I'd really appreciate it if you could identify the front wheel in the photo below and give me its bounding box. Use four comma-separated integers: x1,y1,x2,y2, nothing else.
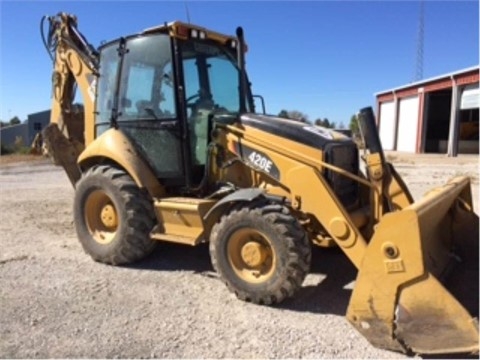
74,165,157,265
209,202,311,305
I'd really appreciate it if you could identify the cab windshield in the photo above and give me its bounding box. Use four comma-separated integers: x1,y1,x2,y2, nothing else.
180,39,251,167
180,40,250,115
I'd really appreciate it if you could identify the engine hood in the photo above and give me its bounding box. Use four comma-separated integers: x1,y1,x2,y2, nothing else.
239,113,351,149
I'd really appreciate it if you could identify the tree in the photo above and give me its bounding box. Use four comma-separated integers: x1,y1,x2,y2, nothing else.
278,110,290,119
349,114,360,138
278,110,308,123
287,110,308,122
314,118,335,129
9,116,21,125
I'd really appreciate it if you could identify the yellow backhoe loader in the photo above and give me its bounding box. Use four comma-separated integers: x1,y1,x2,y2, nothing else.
40,13,478,355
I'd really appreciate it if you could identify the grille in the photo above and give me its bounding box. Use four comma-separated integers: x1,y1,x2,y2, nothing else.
324,142,359,209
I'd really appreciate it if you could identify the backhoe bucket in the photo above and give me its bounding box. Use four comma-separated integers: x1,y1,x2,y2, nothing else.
346,176,479,355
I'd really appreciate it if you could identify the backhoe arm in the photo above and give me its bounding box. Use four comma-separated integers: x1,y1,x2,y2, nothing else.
41,13,98,185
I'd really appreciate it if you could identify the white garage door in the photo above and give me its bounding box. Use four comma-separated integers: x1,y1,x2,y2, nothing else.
379,101,395,150
396,96,420,153
461,84,479,110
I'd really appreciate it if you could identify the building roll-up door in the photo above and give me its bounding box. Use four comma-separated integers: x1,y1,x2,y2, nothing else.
379,101,395,150
396,95,420,153
461,84,479,110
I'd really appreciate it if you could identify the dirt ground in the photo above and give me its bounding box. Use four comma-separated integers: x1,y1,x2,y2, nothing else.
0,154,42,165
0,153,478,358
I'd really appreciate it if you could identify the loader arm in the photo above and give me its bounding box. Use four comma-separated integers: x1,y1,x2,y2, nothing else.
41,13,99,184
214,116,372,268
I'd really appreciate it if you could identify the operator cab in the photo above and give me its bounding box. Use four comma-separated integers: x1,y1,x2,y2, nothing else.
94,22,253,190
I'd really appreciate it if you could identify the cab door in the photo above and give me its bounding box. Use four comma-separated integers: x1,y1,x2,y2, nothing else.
95,34,185,183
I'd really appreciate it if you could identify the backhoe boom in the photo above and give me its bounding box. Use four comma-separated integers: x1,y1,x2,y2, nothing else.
41,13,98,184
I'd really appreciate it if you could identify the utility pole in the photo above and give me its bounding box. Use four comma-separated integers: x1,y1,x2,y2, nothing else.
184,1,191,24
414,0,425,82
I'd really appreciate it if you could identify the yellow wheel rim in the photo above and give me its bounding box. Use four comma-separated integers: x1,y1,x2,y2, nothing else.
227,228,276,284
84,190,118,244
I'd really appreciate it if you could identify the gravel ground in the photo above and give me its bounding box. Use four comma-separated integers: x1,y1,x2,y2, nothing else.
0,154,478,358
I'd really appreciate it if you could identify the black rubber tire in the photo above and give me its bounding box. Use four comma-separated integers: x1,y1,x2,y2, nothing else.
74,165,157,265
209,201,311,305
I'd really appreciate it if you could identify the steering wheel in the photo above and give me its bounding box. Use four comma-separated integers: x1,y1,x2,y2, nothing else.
186,93,201,108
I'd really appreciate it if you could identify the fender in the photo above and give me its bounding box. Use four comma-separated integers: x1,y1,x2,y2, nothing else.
203,188,266,227
77,128,164,198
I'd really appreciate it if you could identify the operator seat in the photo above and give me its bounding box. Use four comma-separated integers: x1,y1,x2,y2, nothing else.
189,98,214,165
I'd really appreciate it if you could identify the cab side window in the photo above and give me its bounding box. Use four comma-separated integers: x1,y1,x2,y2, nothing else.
118,35,177,121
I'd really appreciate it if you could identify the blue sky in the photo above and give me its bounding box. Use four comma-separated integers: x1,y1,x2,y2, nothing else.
0,0,478,126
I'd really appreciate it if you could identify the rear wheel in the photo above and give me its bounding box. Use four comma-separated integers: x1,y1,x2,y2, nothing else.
209,202,311,305
74,165,157,265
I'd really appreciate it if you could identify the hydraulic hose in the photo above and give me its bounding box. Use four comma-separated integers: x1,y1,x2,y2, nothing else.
40,15,55,62
40,13,99,71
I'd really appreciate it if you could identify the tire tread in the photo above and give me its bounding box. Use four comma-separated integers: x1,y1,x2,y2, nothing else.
209,200,311,305
75,165,156,265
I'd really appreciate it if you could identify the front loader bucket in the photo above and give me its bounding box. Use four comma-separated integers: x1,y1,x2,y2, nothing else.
346,176,479,355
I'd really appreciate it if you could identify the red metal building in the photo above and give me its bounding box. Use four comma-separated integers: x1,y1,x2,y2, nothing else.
375,66,479,156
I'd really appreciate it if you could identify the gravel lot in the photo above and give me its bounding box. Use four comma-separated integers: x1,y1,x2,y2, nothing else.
0,154,478,358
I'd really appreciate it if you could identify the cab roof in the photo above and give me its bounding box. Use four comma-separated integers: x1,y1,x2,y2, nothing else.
142,21,237,45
